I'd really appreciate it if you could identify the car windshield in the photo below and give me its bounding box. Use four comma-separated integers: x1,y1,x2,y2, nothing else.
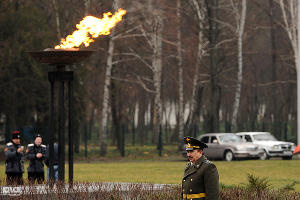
253,133,277,141
219,134,243,143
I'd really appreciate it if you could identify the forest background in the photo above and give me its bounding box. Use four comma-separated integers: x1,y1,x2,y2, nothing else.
0,0,298,156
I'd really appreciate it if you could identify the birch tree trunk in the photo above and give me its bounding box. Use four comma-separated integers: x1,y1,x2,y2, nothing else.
231,0,247,131
177,0,184,149
99,32,114,156
137,101,146,145
152,13,163,154
99,0,119,156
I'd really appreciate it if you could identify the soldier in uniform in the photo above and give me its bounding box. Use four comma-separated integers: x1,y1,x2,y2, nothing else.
182,136,219,200
4,131,24,185
25,134,47,184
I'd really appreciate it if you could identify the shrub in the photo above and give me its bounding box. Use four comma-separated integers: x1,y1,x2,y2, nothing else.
280,181,300,192
245,173,270,191
0,181,299,199
219,187,300,200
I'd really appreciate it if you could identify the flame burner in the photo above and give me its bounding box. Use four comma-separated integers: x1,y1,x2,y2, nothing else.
29,48,94,65
28,48,94,185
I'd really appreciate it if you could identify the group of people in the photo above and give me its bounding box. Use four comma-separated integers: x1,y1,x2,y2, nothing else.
5,130,219,199
4,130,59,185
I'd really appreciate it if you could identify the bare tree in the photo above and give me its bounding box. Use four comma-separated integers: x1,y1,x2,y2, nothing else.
52,0,61,40
99,0,119,156
277,0,298,63
177,0,184,149
185,0,207,135
276,0,299,145
203,0,222,133
152,11,164,154
231,0,247,131
129,0,165,153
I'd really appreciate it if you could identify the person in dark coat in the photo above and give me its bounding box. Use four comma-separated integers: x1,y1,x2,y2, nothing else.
182,136,219,200
4,131,24,185
25,134,46,184
45,142,59,183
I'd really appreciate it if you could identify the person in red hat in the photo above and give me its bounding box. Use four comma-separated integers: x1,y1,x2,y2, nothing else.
25,134,47,184
4,131,24,185
182,136,219,200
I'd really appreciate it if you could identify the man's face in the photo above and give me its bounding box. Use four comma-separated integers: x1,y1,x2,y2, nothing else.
12,138,20,145
187,149,202,163
35,137,42,146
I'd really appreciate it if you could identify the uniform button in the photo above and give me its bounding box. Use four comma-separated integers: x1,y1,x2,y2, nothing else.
190,189,192,192
191,179,193,181
183,179,185,182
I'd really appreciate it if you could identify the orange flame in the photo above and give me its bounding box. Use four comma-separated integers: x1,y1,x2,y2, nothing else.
55,8,126,49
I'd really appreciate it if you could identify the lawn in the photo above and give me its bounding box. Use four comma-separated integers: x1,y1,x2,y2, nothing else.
1,160,300,191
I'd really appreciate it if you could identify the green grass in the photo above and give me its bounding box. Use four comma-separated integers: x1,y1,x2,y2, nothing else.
216,160,300,190
74,161,183,183
1,160,299,191
74,144,181,161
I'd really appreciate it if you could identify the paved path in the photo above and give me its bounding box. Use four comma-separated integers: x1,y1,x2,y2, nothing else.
0,182,177,197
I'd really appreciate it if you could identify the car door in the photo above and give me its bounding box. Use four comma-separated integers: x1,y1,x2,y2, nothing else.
208,136,223,159
200,136,211,158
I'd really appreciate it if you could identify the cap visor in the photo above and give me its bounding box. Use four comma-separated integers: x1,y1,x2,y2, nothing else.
186,147,194,151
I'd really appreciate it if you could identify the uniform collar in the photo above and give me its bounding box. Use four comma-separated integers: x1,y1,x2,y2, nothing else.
183,156,206,179
192,155,206,168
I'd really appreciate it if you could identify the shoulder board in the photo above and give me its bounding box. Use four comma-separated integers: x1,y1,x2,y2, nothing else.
6,142,13,146
41,144,46,148
28,144,34,147
203,160,212,165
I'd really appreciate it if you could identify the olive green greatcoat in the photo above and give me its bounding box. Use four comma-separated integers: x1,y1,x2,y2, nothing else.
182,155,219,200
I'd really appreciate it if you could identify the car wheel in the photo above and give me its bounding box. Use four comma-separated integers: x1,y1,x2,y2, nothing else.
224,150,234,162
282,156,292,160
260,150,269,160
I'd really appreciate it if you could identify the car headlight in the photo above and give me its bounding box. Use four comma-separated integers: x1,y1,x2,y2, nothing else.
271,145,280,150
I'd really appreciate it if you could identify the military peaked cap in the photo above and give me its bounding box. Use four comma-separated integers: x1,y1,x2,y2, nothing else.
184,136,207,150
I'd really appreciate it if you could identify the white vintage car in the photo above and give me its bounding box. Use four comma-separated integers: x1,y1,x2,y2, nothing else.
236,132,296,160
